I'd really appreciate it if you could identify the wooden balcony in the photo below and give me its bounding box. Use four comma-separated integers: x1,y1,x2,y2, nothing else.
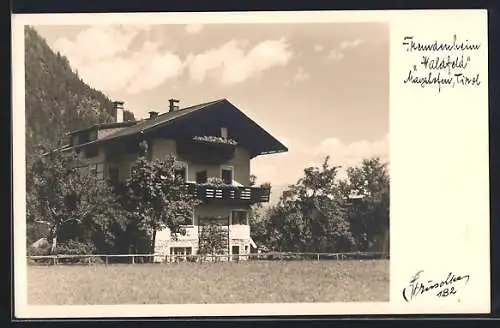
186,183,270,204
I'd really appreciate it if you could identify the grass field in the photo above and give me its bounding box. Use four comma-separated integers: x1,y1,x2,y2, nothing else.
28,260,389,304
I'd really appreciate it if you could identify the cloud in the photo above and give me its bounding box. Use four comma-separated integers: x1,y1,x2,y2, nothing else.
314,44,324,52
53,25,137,62
327,49,344,61
291,67,310,84
339,38,365,49
186,38,293,85
50,26,293,93
185,24,203,34
52,25,184,95
324,38,365,62
313,134,389,171
252,134,388,186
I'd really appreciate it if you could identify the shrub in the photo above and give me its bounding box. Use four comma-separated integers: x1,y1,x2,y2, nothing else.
55,240,97,255
27,242,52,265
55,240,101,264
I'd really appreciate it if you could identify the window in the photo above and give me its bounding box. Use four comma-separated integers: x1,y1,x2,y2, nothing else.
231,210,248,225
221,127,228,139
196,170,207,184
170,247,192,262
174,166,187,182
170,247,192,255
221,166,233,185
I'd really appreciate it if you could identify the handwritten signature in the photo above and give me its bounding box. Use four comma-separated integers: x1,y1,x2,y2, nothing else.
402,270,470,302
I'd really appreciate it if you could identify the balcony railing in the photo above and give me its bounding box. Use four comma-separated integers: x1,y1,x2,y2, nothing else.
186,183,270,204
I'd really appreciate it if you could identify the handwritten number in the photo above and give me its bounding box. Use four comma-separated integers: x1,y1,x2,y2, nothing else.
437,287,456,298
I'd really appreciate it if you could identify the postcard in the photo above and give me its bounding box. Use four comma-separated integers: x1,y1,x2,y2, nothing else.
11,9,490,318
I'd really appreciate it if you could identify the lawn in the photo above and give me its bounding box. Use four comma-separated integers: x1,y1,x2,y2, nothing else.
28,260,389,304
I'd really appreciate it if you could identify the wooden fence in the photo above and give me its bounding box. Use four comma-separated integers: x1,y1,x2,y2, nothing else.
27,251,389,266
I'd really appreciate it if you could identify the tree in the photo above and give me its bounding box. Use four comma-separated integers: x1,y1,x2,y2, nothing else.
198,221,229,260
339,157,390,252
121,149,201,256
26,150,127,254
256,156,355,252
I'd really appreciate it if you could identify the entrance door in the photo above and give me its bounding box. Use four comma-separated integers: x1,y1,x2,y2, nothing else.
231,245,240,261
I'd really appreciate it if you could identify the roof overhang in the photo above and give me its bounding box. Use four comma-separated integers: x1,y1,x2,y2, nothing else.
63,99,288,157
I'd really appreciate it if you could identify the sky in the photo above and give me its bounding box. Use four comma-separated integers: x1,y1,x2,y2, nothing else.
33,23,389,194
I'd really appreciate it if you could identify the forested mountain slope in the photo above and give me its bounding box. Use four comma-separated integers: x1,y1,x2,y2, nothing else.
24,26,135,163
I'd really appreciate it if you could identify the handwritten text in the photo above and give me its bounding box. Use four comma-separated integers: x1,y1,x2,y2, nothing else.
402,35,482,92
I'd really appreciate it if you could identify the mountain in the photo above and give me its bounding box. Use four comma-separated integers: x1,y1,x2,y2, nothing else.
24,26,136,163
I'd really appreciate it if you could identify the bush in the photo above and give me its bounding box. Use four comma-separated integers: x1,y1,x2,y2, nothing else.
27,241,52,265
55,240,100,264
28,242,51,257
55,240,97,255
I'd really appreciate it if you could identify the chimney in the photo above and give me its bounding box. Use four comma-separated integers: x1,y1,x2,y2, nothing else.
113,101,124,123
149,111,159,119
168,98,180,112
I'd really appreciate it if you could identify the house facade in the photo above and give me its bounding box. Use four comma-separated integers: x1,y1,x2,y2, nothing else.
62,98,287,262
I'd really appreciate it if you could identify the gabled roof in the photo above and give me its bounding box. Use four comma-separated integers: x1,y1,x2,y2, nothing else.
68,98,288,157
98,99,224,143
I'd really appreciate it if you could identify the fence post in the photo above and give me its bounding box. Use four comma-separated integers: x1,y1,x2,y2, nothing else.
88,256,91,266
132,255,135,265
317,253,320,261
105,256,108,266
336,254,339,261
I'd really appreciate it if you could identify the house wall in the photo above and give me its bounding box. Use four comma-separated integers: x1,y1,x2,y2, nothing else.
184,147,251,185
101,137,251,183
154,226,199,257
75,144,106,163
148,138,251,185
117,153,139,181
153,203,252,261
150,138,177,160
98,137,254,261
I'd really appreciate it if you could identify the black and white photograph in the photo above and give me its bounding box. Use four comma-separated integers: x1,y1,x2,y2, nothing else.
12,10,490,317
24,21,390,305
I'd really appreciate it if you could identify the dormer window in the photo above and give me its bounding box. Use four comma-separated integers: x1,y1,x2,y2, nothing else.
221,127,228,139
